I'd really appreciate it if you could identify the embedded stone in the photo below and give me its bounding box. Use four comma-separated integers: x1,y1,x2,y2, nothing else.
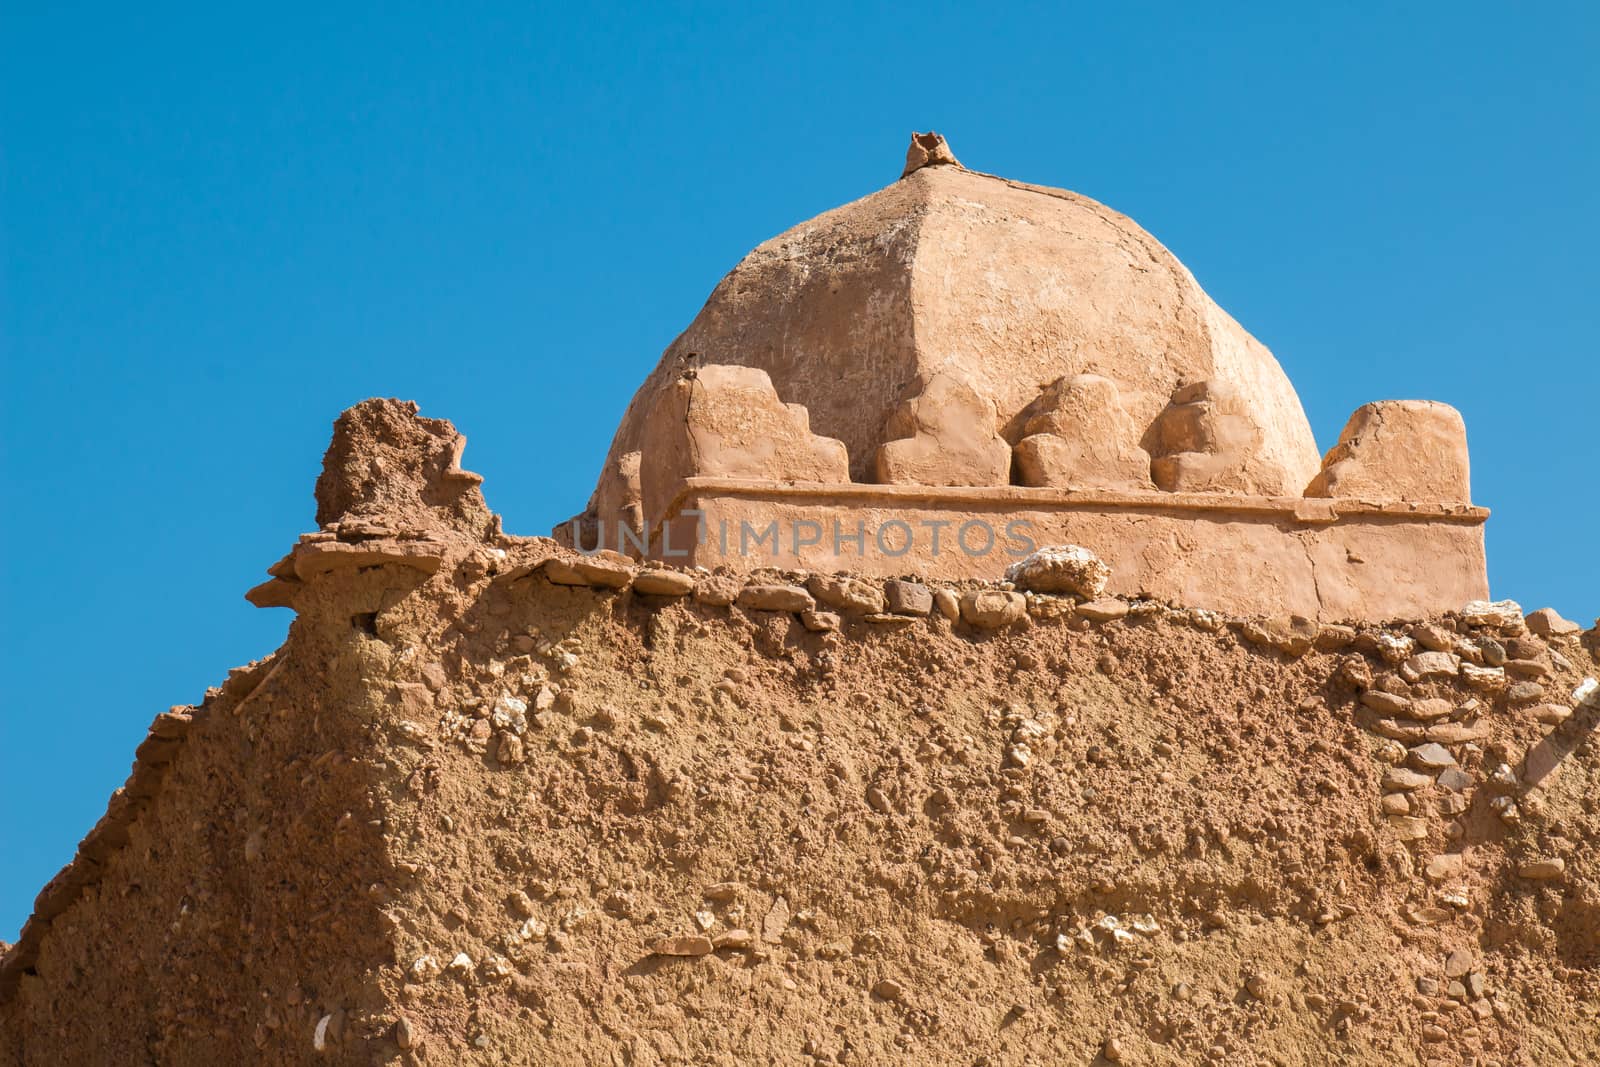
736,584,814,613
959,591,1026,629
1361,691,1412,715
1076,599,1129,623
148,710,194,740
1383,767,1433,792
864,612,915,627
651,935,714,957
1504,658,1549,680
1403,698,1456,722
1506,682,1544,705
1315,624,1357,651
871,978,905,1001
712,929,753,951
633,569,696,596
884,580,933,616
1459,600,1523,628
1408,743,1455,771
1412,624,1456,652
1517,857,1565,880
496,733,525,765
1241,616,1318,655
806,575,886,614
1425,721,1489,744
800,609,840,633
693,574,742,607
544,553,636,589
1387,816,1429,841
1526,607,1579,637
1402,651,1460,681
1461,664,1507,692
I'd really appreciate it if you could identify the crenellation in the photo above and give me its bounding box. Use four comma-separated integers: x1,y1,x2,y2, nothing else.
638,364,849,522
1147,379,1270,494
873,372,1011,487
1013,373,1151,491
1307,399,1473,503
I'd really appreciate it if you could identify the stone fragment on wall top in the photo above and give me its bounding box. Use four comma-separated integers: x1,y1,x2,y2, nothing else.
314,398,492,536
1305,400,1471,503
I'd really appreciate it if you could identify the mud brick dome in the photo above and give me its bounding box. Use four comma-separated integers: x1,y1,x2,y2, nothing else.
566,133,1489,621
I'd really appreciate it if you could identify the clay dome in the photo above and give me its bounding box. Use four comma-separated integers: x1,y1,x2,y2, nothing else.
588,135,1322,517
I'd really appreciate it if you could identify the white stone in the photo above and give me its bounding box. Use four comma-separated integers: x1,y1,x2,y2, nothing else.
1461,664,1507,692
1375,633,1415,663
1004,544,1112,598
1459,599,1522,627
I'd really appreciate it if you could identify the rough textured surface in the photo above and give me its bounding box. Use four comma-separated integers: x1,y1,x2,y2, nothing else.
2,399,1595,1066
314,398,493,536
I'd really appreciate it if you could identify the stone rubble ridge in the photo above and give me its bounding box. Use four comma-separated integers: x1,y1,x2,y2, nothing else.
240,513,1576,645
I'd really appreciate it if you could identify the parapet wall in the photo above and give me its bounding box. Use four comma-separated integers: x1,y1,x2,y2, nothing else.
567,363,1488,622
607,479,1488,622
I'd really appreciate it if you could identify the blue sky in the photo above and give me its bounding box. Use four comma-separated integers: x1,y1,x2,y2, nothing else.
1,3,1596,940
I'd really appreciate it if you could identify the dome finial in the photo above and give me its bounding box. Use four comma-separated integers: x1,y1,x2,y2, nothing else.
901,131,962,178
